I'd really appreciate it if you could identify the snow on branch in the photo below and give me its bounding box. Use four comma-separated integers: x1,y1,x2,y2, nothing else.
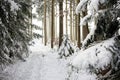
76,0,120,49
58,35,75,58
7,0,20,12
69,35,120,79
76,0,89,14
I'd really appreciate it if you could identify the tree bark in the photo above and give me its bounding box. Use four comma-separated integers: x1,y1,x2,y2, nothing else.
44,0,47,45
42,18,44,43
73,5,75,43
51,0,54,48
70,0,72,41
66,0,68,35
77,0,81,48
59,0,63,47
83,11,89,40
75,0,78,41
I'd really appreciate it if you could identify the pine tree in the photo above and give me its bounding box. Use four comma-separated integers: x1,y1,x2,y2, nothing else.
0,0,32,65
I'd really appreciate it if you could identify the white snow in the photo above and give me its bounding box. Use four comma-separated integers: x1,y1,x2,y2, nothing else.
0,39,69,80
72,38,114,69
69,38,116,80
0,33,116,80
7,0,20,12
76,0,88,14
69,70,97,80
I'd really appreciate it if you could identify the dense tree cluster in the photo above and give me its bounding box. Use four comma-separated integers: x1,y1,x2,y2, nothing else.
0,0,32,66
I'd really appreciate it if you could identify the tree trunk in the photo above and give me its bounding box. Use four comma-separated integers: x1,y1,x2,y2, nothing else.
83,11,89,40
42,18,44,43
70,0,72,41
77,0,81,48
59,0,63,47
66,0,68,35
51,0,54,48
75,0,78,41
73,5,75,43
44,0,47,46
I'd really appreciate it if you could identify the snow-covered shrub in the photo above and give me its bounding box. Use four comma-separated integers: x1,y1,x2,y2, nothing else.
58,35,75,58
68,35,120,80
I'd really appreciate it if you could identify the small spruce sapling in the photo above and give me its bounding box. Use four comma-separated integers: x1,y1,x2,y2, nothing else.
58,35,74,58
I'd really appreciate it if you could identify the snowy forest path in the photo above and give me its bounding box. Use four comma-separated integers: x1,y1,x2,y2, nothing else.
0,52,44,80
0,50,68,80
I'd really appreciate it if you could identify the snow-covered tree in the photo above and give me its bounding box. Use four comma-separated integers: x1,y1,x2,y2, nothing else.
58,35,75,58
76,0,119,49
68,0,120,80
0,0,33,66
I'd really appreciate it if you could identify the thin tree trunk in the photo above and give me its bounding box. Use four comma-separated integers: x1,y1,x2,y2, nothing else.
66,0,68,35
77,0,81,48
42,18,44,43
73,5,75,43
51,0,54,48
75,0,78,41
49,6,51,41
44,0,47,45
59,0,63,47
83,11,89,40
70,0,72,41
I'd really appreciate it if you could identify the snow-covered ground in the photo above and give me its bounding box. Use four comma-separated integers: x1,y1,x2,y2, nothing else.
0,37,118,80
0,39,69,80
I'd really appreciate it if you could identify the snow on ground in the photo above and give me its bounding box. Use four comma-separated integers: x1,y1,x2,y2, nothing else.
68,37,117,80
0,37,116,80
0,39,69,80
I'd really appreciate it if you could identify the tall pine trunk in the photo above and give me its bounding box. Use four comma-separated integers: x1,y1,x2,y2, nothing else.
70,0,72,41
73,4,75,43
75,0,78,41
44,0,47,45
51,0,54,48
59,0,63,47
66,0,68,35
77,0,81,48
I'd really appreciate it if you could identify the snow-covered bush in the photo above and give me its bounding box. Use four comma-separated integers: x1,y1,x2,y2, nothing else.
58,35,75,58
68,35,120,80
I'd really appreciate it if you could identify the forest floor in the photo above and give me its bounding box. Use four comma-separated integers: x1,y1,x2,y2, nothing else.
0,39,70,80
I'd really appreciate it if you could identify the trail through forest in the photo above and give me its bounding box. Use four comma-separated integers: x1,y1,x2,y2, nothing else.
0,42,68,80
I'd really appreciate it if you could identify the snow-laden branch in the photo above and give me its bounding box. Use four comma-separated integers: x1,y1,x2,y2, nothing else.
75,0,119,48
76,0,89,14
7,0,20,12
69,35,120,79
